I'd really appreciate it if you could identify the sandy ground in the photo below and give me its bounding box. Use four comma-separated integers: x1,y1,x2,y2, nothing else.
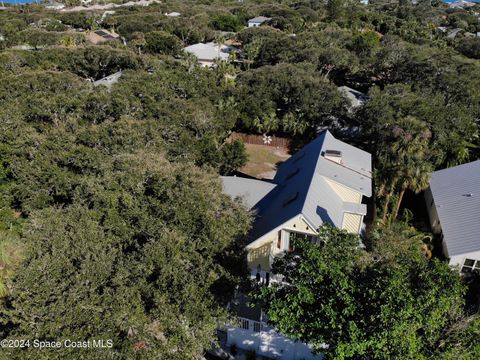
240,144,290,180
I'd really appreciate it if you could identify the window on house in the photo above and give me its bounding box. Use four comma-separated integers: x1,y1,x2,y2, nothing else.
277,230,282,249
241,319,249,330
253,322,261,332
461,259,480,273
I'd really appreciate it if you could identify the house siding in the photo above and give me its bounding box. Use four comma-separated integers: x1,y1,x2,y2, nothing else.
247,215,317,272
449,250,480,268
325,178,362,203
341,212,362,233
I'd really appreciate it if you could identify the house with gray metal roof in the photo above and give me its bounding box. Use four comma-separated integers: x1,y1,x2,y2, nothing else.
425,160,480,273
338,85,368,110
247,16,272,27
221,130,370,359
183,42,234,67
222,130,372,281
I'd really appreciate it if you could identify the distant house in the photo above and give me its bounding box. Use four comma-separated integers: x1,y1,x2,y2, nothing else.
425,160,480,273
448,0,475,8
165,11,181,17
338,86,368,110
183,42,234,67
447,28,463,39
45,1,65,10
86,29,120,44
93,71,122,89
221,130,372,357
360,0,369,4
247,16,271,28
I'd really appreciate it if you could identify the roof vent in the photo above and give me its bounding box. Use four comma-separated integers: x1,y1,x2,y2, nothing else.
324,150,342,164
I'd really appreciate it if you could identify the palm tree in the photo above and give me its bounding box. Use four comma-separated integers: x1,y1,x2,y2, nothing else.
376,116,432,222
182,52,198,73
393,159,432,219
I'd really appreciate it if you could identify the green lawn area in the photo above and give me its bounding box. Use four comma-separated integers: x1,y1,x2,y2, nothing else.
240,144,290,179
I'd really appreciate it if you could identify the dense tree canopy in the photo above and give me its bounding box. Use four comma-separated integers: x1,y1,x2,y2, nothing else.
0,0,479,357
255,225,477,359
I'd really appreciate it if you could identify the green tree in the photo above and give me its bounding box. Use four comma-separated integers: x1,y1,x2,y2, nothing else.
130,31,146,56
219,140,248,175
210,14,243,32
255,225,467,359
145,31,182,56
1,153,251,359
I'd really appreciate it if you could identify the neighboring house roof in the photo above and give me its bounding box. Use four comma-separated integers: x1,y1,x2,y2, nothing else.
93,70,122,88
94,29,119,39
447,28,463,39
183,42,232,62
248,16,271,24
429,160,480,257
45,1,65,9
338,86,368,108
222,130,372,242
165,11,181,17
221,176,277,209
86,29,119,44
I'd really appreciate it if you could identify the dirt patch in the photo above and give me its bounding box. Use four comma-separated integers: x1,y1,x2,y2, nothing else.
240,144,290,180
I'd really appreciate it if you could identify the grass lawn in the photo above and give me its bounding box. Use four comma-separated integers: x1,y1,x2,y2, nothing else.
240,144,290,179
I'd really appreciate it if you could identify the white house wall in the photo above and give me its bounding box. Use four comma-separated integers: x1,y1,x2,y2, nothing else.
425,187,442,234
247,215,318,271
449,250,480,268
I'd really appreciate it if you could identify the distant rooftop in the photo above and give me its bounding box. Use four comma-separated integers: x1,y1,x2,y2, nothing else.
248,16,271,24
93,71,122,89
184,42,233,62
338,86,368,108
429,160,480,256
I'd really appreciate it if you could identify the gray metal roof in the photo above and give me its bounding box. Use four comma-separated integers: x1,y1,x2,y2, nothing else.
93,71,122,88
429,160,480,256
248,16,271,24
222,130,372,242
221,176,277,209
183,42,231,62
338,86,368,108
